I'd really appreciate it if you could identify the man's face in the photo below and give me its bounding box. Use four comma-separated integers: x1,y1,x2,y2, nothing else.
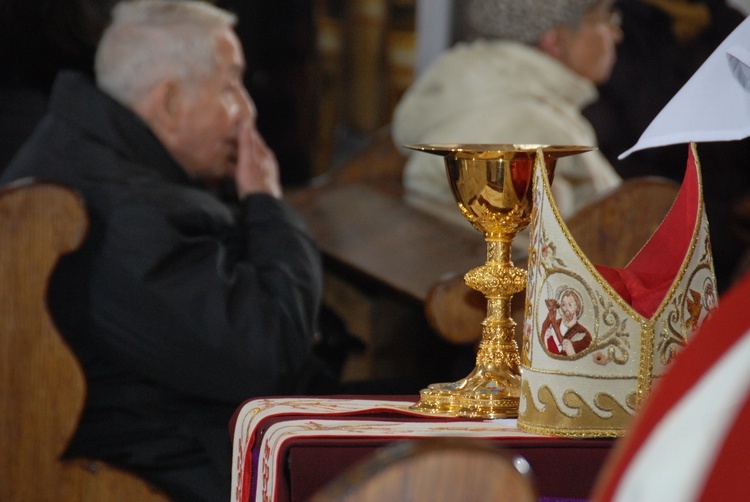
560,294,579,324
556,1,622,85
171,28,254,180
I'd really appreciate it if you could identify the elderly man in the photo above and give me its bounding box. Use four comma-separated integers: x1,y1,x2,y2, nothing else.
393,0,623,229
1,1,330,499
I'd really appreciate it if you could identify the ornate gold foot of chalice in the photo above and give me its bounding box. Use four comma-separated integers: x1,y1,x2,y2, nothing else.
404,144,592,419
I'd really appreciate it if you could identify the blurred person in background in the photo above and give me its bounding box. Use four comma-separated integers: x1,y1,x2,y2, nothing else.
392,0,622,233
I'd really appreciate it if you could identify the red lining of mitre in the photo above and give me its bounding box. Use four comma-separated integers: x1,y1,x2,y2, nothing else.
595,145,699,318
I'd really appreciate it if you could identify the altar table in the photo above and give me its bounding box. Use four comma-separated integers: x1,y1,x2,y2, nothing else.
230,396,614,502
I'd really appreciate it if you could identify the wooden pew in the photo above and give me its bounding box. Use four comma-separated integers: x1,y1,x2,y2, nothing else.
286,180,487,382
287,128,489,381
0,180,169,501
286,182,486,303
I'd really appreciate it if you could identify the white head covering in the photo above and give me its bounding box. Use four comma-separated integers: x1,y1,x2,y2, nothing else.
620,16,750,158
466,0,603,45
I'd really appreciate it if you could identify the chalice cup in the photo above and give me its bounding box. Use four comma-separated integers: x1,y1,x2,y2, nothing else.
404,144,593,419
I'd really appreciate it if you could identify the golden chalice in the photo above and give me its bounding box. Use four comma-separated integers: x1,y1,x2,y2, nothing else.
404,144,593,419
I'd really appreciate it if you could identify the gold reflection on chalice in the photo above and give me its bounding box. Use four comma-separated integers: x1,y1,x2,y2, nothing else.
404,144,593,419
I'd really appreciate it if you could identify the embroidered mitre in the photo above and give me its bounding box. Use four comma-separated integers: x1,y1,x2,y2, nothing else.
518,143,717,438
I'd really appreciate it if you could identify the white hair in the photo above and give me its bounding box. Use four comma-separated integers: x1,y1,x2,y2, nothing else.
95,0,237,106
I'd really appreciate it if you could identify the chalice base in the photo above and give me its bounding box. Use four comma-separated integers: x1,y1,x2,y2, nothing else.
410,366,483,415
456,364,520,419
411,385,462,415
411,365,520,419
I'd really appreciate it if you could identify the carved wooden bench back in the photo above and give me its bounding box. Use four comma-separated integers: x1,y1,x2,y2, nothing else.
0,181,169,501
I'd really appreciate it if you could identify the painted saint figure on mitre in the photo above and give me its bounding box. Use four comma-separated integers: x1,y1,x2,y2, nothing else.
542,288,593,357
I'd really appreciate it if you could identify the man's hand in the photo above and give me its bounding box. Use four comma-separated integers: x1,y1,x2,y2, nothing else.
234,120,282,199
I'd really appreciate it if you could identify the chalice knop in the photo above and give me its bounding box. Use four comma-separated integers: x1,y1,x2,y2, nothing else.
404,144,593,419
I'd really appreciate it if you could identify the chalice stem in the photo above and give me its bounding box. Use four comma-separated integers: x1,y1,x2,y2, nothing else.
475,238,521,375
477,295,521,377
